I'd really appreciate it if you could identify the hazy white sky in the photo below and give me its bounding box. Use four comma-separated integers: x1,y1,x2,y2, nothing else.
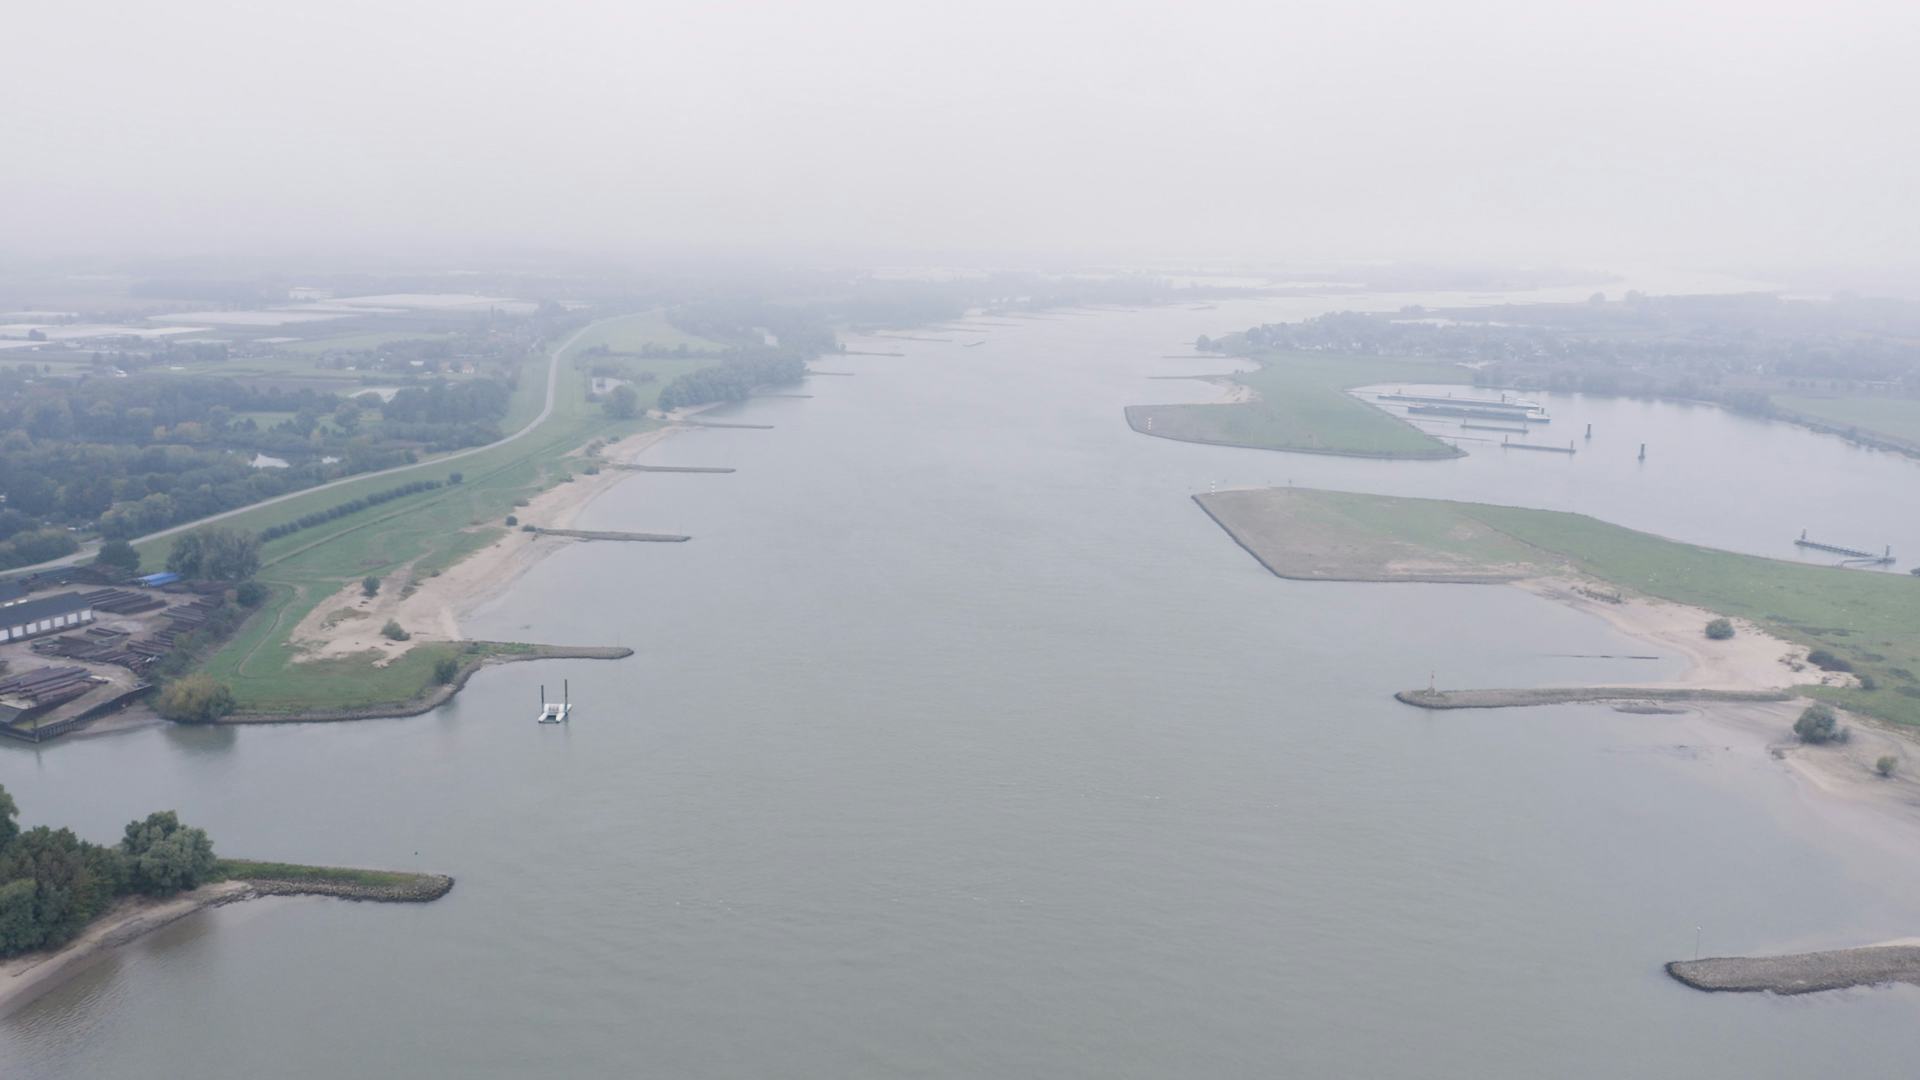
4,0,1917,268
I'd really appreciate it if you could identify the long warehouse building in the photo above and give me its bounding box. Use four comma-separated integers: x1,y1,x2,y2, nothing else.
0,592,96,643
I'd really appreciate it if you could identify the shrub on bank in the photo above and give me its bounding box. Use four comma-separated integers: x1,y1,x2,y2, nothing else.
433,657,459,684
1793,703,1847,745
155,674,236,724
381,620,410,642
1704,618,1734,640
1876,755,1899,778
1806,649,1854,673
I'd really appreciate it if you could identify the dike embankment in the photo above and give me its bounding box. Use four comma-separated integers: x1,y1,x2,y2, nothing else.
1667,944,1920,995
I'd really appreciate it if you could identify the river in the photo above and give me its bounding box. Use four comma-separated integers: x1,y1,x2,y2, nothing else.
6,284,1920,1077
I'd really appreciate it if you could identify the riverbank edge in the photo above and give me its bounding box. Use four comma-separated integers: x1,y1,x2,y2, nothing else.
0,866,452,1017
220,643,631,724
1767,403,1920,463
1665,944,1920,995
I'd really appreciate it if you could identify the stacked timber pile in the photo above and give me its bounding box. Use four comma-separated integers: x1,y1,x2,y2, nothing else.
0,666,102,719
162,596,222,634
81,588,165,615
36,626,133,663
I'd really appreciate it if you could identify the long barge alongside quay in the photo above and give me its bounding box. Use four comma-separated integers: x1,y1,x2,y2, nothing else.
1407,404,1552,423
1376,392,1541,412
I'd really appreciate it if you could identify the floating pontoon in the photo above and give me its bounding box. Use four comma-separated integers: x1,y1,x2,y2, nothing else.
537,681,571,723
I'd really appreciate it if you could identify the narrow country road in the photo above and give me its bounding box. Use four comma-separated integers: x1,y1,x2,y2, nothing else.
15,321,598,574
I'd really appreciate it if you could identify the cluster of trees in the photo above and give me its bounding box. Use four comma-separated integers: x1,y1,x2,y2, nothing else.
380,380,511,425
7,437,327,541
165,527,261,581
655,352,808,411
666,300,840,354
603,384,641,418
256,478,444,543
0,372,341,439
0,364,514,557
1216,296,1920,412
0,787,220,958
0,527,78,572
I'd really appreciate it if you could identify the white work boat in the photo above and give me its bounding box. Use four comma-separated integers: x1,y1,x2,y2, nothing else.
537,681,571,723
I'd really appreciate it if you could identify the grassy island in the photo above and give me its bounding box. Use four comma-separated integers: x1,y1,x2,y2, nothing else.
1196,487,1920,727
1126,350,1470,458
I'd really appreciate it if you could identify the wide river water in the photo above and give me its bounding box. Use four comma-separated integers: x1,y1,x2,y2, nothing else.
7,284,1920,1077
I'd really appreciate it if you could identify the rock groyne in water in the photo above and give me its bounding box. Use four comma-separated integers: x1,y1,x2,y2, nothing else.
1394,687,1791,710
242,874,454,903
1667,945,1920,995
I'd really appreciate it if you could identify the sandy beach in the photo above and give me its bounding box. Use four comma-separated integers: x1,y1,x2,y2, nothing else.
1512,576,1920,833
0,881,255,1017
288,424,684,662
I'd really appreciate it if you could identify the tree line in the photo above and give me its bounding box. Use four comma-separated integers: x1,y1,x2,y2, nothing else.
0,785,220,958
255,478,445,543
655,352,809,411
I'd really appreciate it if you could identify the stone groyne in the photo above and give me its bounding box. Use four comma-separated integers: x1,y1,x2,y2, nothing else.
532,527,691,542
1667,945,1920,995
242,874,455,903
1395,687,1791,710
674,418,774,430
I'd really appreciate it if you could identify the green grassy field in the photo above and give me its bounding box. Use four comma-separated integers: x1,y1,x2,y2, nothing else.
1200,487,1920,727
570,309,729,354
1775,395,1920,446
1127,351,1471,457
149,321,696,713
